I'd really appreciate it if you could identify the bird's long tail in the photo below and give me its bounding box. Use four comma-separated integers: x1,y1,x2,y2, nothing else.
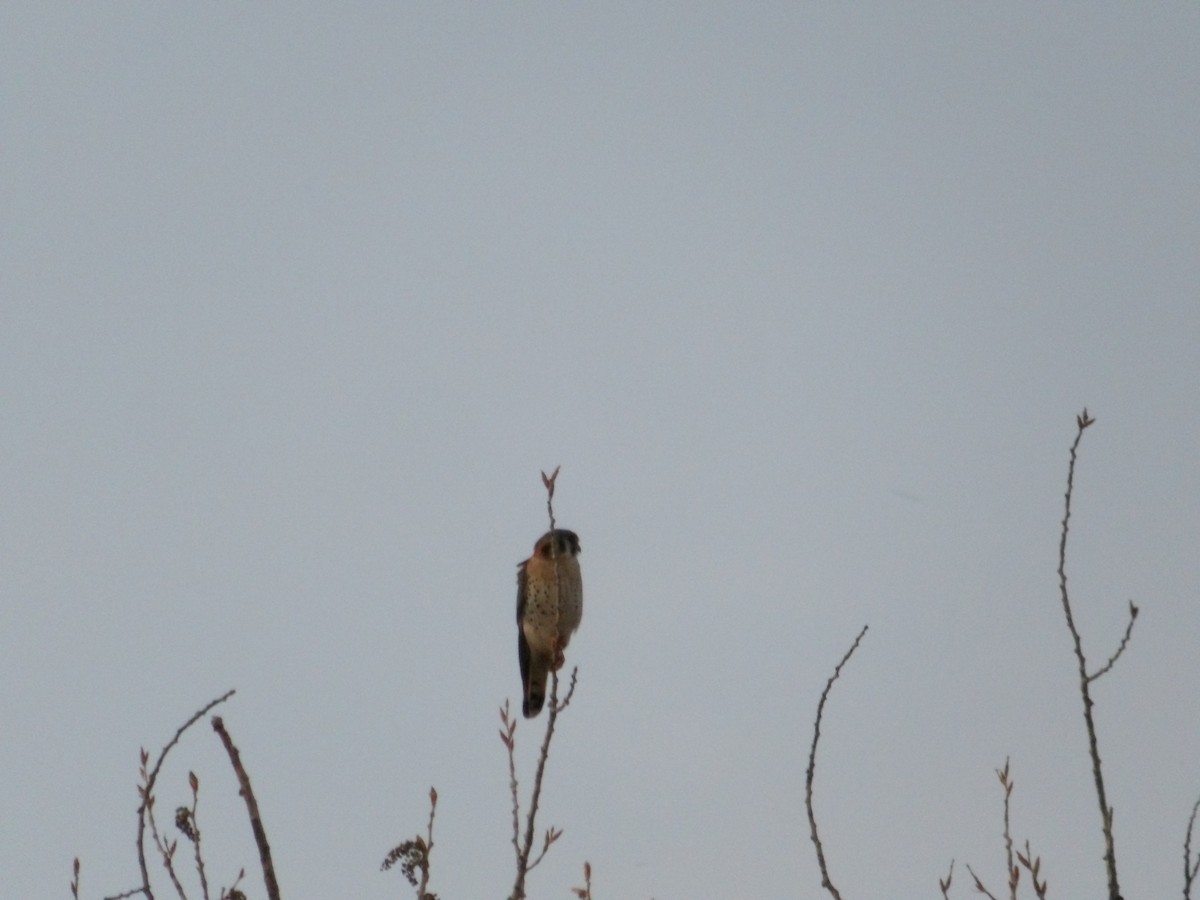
523,652,548,718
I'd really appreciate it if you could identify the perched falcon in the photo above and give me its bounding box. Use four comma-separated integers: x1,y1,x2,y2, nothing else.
516,529,583,718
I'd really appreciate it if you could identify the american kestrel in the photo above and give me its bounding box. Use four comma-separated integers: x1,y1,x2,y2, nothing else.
516,529,583,718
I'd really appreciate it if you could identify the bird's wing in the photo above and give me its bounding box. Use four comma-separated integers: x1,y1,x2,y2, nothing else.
516,558,532,692
516,558,528,624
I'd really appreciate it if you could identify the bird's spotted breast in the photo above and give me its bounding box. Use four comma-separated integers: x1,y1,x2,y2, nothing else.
520,555,582,650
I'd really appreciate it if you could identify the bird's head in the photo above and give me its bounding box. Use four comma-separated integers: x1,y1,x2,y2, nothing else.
535,529,581,559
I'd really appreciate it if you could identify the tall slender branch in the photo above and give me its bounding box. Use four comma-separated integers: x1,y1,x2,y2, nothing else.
805,624,868,900
1055,408,1123,900
186,772,211,900
211,716,280,900
997,759,1017,900
1185,795,1200,900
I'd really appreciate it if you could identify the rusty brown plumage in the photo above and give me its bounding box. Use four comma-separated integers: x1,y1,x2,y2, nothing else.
516,529,583,717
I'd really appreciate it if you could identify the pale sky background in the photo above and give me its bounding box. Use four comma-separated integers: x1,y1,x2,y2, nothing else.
2,4,1198,899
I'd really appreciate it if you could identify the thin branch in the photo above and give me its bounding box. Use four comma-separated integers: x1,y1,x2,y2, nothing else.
220,870,245,900
1185,795,1200,900
1055,408,1123,900
211,716,280,900
511,666,577,899
501,702,522,865
939,860,954,900
132,690,236,900
185,772,211,900
967,863,1001,900
1017,839,1048,900
417,787,437,899
541,466,560,532
572,861,593,900
552,666,579,714
145,795,187,900
805,624,868,900
525,826,563,873
997,760,1017,900
1087,602,1139,683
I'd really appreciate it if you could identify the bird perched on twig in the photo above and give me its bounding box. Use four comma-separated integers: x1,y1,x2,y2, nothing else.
516,529,583,718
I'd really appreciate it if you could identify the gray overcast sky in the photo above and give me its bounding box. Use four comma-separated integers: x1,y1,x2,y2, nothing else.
2,4,1198,898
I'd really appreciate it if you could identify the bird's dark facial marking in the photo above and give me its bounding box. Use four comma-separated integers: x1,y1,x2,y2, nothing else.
536,529,580,558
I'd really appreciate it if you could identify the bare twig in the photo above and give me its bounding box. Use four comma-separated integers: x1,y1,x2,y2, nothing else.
541,466,560,532
144,789,186,900
997,760,1017,900
211,716,280,900
220,869,245,900
127,689,236,900
939,860,954,900
525,825,564,873
1087,602,1139,683
1185,795,1200,900
805,624,868,900
1055,409,1123,900
154,773,208,900
572,861,594,900
183,772,212,900
552,666,579,713
501,701,522,865
967,863,1001,900
1016,840,1048,899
